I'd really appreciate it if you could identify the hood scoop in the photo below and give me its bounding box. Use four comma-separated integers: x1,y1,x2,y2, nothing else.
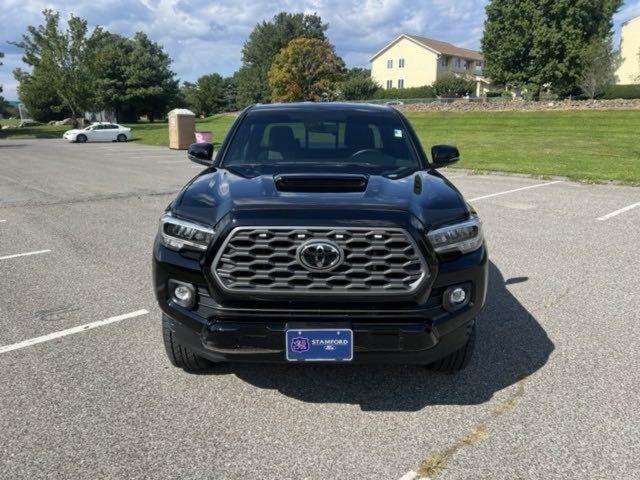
274,174,368,193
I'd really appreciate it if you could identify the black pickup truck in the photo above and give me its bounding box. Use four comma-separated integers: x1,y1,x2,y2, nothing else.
153,102,487,372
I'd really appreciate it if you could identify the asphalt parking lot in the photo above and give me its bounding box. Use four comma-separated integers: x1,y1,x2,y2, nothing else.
1,138,639,480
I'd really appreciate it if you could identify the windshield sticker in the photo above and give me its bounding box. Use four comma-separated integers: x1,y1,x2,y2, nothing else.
394,129,403,138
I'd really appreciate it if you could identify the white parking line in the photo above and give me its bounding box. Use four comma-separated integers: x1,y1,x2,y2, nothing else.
0,249,51,261
597,202,640,221
397,471,418,480
0,219,6,223
0,310,149,354
468,181,562,202
128,156,182,160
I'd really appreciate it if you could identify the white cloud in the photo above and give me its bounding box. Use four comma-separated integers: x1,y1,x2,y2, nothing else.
1,0,639,101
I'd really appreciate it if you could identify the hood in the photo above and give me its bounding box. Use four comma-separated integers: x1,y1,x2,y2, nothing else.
172,169,469,229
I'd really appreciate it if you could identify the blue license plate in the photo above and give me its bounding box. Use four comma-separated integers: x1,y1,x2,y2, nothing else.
285,329,353,362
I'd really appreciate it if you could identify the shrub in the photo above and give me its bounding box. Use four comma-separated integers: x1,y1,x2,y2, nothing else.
342,76,381,100
18,120,42,127
372,85,435,100
539,90,559,102
432,75,476,98
602,84,640,99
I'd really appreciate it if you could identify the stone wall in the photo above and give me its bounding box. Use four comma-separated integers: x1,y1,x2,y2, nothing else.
397,98,640,112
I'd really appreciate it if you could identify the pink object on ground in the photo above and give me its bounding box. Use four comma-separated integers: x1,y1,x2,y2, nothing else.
194,131,212,143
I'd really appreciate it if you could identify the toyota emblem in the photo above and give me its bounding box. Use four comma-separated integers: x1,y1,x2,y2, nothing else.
297,240,343,272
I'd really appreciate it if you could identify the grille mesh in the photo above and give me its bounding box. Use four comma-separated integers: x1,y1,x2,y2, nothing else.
212,227,426,294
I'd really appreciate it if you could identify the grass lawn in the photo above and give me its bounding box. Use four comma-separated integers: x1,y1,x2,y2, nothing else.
125,114,235,148
406,109,640,184
0,119,68,139
2,110,639,183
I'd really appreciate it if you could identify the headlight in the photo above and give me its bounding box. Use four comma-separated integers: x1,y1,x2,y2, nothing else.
159,214,214,251
427,216,483,255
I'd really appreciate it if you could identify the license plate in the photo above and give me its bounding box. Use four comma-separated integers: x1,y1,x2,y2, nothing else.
285,329,353,362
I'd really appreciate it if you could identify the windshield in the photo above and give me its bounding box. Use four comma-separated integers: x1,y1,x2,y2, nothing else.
222,109,422,177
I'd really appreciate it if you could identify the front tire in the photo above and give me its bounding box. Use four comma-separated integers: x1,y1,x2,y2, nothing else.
162,314,213,372
76,134,87,143
428,320,476,373
117,134,127,142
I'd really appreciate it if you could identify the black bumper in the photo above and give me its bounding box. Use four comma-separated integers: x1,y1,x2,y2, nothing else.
153,237,488,365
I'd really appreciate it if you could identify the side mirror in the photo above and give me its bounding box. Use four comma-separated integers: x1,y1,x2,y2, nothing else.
187,142,214,166
430,144,460,169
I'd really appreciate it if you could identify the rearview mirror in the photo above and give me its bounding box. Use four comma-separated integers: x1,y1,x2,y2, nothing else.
430,144,460,169
187,142,214,166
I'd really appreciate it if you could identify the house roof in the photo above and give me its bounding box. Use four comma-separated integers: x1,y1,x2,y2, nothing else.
370,34,484,62
621,15,640,27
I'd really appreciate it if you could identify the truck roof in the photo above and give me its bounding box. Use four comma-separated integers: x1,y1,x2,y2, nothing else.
249,102,395,114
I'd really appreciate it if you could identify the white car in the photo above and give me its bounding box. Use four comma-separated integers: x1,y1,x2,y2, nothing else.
63,122,131,143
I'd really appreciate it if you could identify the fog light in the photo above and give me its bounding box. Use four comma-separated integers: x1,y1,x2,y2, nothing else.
174,285,192,302
169,280,196,309
443,284,471,312
450,287,467,304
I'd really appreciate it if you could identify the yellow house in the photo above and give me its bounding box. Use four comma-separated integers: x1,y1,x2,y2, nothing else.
616,16,640,84
370,34,490,96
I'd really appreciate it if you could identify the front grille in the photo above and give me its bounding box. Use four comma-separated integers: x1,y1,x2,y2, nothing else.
212,227,427,295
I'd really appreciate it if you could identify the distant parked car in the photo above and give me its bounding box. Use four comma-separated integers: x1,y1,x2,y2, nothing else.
385,100,405,106
63,122,131,143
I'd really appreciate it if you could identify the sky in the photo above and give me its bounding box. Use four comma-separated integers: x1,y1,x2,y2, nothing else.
2,0,640,101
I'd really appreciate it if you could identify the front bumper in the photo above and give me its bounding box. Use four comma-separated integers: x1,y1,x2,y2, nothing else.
153,236,488,365
162,313,476,364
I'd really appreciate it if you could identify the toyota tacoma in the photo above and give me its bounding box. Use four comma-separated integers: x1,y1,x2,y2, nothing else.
153,103,487,372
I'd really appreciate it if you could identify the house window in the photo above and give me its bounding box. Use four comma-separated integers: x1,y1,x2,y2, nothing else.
399,58,405,68
441,56,448,67
386,80,393,89
475,61,483,71
455,58,461,69
387,59,393,69
398,79,404,88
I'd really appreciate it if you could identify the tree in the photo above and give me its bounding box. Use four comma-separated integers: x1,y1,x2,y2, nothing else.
0,51,6,116
90,31,136,121
195,73,225,115
221,76,239,112
0,51,4,99
432,74,475,97
180,81,199,113
481,0,623,97
89,31,179,122
578,36,619,100
345,67,371,80
124,32,179,121
0,52,9,118
13,67,71,121
341,69,380,100
11,9,100,125
238,12,328,104
268,37,345,102
181,73,226,116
